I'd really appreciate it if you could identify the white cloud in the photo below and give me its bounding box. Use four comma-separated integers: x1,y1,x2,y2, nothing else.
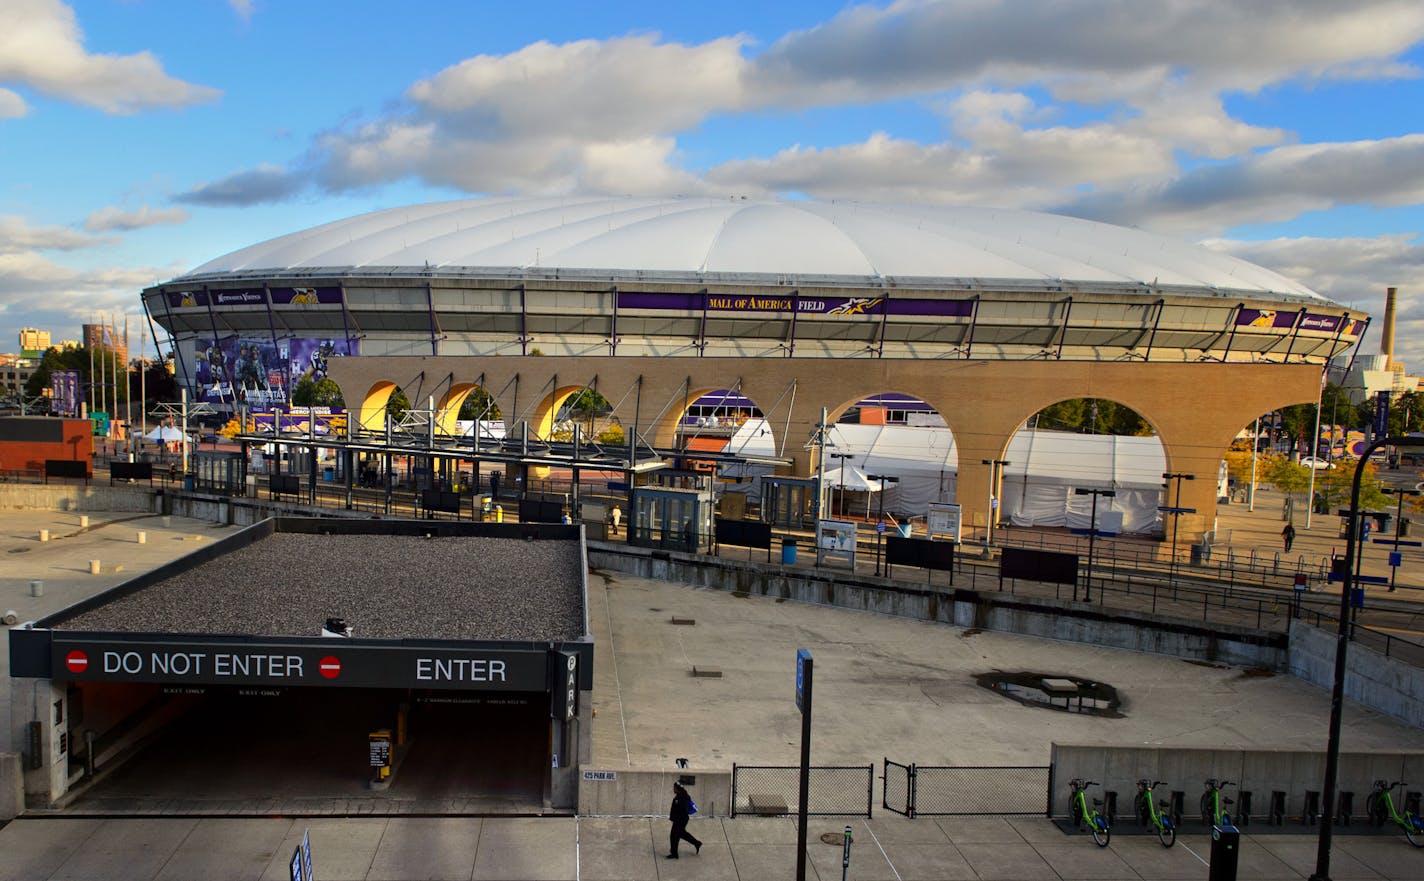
0,0,219,114
229,1,255,25
0,215,110,252
176,164,306,206
0,87,26,118
1057,135,1424,236
84,205,189,232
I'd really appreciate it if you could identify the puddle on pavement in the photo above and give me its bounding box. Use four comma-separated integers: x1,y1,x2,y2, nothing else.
975,671,1123,718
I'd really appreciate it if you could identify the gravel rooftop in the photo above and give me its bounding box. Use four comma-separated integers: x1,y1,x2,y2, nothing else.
56,533,586,641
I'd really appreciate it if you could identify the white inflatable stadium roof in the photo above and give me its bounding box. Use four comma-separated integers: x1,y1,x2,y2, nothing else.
183,196,1324,301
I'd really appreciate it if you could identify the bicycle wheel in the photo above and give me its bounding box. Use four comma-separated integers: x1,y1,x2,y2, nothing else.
1091,814,1111,847
1157,818,1176,848
1406,815,1423,848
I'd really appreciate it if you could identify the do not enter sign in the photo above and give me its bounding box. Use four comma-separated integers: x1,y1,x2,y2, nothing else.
65,650,89,674
318,656,342,679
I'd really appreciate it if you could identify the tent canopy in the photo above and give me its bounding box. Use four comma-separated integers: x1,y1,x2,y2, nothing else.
143,426,184,442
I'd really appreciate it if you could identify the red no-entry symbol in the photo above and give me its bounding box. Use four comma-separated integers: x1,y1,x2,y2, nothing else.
318,656,342,679
65,650,89,674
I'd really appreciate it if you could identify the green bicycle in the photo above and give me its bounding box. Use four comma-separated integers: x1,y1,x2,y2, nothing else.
1068,778,1111,846
1366,779,1424,847
1201,778,1235,827
1136,779,1176,847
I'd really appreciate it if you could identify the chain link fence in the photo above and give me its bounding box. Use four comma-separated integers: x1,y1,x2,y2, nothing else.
884,761,1050,817
730,765,874,818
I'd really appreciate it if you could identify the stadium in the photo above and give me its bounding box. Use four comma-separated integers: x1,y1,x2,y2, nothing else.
140,196,1369,536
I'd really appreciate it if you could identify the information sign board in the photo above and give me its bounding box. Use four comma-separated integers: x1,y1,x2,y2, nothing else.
926,503,962,542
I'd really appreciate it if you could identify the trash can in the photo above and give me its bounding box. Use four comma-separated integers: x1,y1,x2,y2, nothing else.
182,475,194,491
1401,519,1411,537
781,538,797,564
1374,513,1392,533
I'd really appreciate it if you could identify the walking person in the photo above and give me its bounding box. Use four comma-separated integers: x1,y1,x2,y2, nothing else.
1282,522,1296,553
665,782,701,859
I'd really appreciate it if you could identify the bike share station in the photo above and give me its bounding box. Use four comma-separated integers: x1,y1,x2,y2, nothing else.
8,517,593,813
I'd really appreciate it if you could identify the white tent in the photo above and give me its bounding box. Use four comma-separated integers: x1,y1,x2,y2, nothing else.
143,425,184,443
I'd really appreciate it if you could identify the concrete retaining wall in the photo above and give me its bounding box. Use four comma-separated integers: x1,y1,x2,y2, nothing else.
0,484,157,514
1051,743,1424,824
587,544,1287,669
577,767,731,818
1288,621,1424,729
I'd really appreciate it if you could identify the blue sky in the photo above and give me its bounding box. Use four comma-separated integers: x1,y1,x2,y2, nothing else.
4,0,1424,367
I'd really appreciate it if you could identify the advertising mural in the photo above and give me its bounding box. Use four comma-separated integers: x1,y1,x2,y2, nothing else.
194,336,357,409
50,370,81,417
1234,309,1347,332
167,286,342,309
616,291,974,317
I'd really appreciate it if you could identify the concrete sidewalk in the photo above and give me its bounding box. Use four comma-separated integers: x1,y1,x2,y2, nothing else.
2,813,1422,880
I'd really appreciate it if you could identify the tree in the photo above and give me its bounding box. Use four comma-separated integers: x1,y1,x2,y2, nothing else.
1034,398,1152,436
386,387,410,423
291,377,344,407
457,387,501,420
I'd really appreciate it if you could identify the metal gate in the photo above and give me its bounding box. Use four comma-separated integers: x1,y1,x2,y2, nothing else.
884,760,1051,817
883,758,914,816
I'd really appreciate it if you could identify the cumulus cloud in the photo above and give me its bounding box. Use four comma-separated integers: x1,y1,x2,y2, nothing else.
0,0,219,114
1057,135,1424,236
1207,234,1424,366
84,205,189,232
0,215,110,252
176,164,306,206
0,87,25,118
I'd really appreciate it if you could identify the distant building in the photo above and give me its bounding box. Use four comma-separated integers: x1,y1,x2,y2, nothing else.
18,327,50,357
82,323,128,365
0,355,37,399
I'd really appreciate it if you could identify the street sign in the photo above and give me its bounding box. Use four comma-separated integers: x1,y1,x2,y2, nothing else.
876,520,886,534
795,648,812,713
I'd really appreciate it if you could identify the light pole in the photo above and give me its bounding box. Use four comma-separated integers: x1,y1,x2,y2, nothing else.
867,474,899,576
830,452,853,517
981,458,1010,545
1311,435,1424,881
1074,488,1116,602
1160,472,1196,580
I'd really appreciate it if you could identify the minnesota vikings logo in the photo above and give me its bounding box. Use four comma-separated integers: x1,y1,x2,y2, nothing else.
290,288,319,305
828,297,885,316
1246,310,1277,328
178,291,198,307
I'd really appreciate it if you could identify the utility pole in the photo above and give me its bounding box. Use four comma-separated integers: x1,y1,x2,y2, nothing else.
981,458,1010,544
1161,472,1197,581
1074,488,1116,602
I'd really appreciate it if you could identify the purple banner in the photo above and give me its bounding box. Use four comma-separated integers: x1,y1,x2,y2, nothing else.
194,336,357,408
616,292,972,317
1235,309,1347,333
50,370,80,417
250,407,347,436
168,290,206,308
269,286,343,305
1375,391,1391,438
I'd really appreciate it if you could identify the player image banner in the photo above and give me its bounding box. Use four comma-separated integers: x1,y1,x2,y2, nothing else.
194,336,358,408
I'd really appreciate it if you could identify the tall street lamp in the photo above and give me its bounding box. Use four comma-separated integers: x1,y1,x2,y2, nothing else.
1073,488,1116,602
867,474,900,576
1310,435,1424,881
981,458,1010,545
1160,472,1196,581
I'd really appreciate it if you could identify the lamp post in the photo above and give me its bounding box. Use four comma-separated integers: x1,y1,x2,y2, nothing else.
981,458,1010,545
830,452,853,517
867,474,899,576
1310,436,1424,881
1161,472,1196,580
1074,488,1116,602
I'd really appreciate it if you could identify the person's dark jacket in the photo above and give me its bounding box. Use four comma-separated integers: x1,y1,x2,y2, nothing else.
670,788,693,822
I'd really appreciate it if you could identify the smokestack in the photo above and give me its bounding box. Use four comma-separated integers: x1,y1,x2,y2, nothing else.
1381,286,1397,370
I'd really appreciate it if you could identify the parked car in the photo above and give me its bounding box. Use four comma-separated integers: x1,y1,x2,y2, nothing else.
1300,456,1335,470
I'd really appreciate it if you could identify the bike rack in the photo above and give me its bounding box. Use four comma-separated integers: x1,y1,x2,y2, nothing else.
1270,790,1286,825
1238,790,1252,826
1304,790,1320,825
1104,790,1117,825
1337,791,1353,826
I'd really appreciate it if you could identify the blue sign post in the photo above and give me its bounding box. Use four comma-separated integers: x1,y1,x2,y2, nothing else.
795,649,813,881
